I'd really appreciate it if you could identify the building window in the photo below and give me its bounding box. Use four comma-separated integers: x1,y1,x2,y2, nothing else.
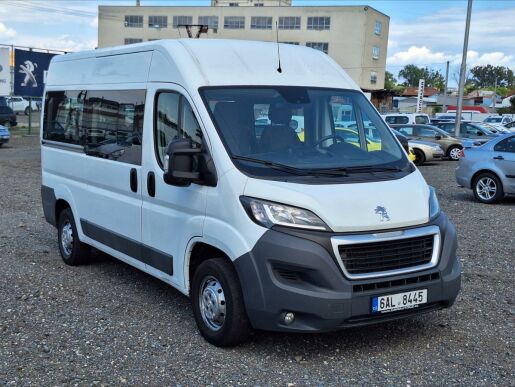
254,3,264,6
124,38,143,45
224,16,245,29
229,2,239,6
280,41,299,45
149,16,168,28
251,16,272,30
125,15,143,28
199,16,219,29
372,46,380,59
173,16,193,28
148,39,158,41
278,16,301,30
371,71,378,84
306,42,329,54
307,17,330,30
375,21,382,35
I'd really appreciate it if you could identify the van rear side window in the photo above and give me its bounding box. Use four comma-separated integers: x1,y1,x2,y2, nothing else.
43,90,146,165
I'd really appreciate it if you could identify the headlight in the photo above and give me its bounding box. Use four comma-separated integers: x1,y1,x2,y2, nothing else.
240,196,330,231
429,186,441,220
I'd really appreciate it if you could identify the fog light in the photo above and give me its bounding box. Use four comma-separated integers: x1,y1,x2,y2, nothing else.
284,312,295,325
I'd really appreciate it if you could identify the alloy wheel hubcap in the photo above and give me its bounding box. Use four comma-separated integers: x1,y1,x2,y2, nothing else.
61,222,74,256
450,148,461,160
476,177,497,200
199,276,226,331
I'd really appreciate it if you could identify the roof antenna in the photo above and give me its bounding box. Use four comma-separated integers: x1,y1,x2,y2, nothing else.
275,21,282,73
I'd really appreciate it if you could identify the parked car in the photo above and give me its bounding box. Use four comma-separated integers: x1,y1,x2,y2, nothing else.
505,120,515,131
481,122,511,134
433,121,498,140
456,133,515,203
0,124,10,147
408,140,444,165
483,115,512,126
0,96,7,107
41,40,460,346
391,124,464,161
0,106,17,127
381,113,430,125
6,96,39,115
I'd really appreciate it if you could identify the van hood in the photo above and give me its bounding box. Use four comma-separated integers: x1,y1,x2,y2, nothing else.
243,170,430,233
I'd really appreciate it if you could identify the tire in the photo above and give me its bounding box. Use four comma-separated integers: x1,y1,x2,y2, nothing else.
191,258,251,347
413,148,425,166
447,145,462,161
473,172,504,204
57,208,91,265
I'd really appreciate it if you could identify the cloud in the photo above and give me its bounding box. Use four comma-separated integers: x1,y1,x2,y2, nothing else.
388,6,515,69
0,22,16,38
12,34,96,52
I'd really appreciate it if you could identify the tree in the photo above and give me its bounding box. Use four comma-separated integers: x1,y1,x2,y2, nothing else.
398,65,445,91
470,65,515,88
384,71,397,90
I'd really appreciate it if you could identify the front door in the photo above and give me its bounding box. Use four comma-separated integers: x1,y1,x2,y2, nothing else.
141,84,207,288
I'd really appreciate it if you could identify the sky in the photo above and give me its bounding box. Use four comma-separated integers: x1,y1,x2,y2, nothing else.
0,0,514,86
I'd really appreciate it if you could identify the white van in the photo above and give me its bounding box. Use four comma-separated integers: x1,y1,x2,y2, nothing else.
41,40,460,347
381,113,430,126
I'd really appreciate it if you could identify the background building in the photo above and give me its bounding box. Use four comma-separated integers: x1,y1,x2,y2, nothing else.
98,2,389,90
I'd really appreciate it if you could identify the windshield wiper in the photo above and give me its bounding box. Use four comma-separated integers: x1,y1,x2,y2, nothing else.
232,155,348,177
345,165,404,174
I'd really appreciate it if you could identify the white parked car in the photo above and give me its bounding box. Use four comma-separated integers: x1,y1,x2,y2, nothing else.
41,39,461,347
381,113,431,126
6,96,39,115
483,115,512,127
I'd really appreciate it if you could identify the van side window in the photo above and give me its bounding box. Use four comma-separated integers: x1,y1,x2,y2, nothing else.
83,90,146,165
155,92,202,167
43,91,85,145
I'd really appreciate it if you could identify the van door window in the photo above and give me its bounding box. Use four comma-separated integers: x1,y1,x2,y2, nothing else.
415,115,429,124
83,90,145,165
154,92,203,168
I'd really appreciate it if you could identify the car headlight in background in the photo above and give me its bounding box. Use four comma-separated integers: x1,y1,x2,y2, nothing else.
429,186,441,220
240,196,330,231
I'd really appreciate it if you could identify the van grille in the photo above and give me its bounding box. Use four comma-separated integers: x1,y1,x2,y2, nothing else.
339,235,434,275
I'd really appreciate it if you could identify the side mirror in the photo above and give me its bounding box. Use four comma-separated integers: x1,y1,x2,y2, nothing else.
435,135,442,140
163,138,202,186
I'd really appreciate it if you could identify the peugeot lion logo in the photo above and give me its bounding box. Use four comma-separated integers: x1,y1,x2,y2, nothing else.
19,60,38,87
375,206,390,222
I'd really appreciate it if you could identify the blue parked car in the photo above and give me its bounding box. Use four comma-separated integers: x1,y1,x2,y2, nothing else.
0,124,10,147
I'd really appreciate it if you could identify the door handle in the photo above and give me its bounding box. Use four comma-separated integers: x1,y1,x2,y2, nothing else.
130,168,138,193
147,171,156,197
493,155,504,160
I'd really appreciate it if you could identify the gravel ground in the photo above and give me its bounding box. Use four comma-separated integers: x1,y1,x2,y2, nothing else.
0,136,514,386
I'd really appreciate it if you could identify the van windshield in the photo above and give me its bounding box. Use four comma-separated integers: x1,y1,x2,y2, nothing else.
201,87,410,181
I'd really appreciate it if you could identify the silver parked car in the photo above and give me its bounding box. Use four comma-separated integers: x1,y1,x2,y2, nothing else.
408,140,444,165
456,133,515,203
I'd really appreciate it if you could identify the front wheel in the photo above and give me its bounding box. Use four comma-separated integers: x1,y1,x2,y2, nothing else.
473,173,504,204
447,145,462,161
413,149,425,165
191,258,251,347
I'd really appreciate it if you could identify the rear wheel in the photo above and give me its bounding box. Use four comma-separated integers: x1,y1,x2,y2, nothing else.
413,149,425,165
57,208,91,265
473,172,504,204
447,145,462,161
191,258,251,347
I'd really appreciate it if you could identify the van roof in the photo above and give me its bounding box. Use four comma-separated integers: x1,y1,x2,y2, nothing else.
46,39,359,91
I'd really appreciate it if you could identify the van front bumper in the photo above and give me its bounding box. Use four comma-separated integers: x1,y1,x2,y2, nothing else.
234,212,460,332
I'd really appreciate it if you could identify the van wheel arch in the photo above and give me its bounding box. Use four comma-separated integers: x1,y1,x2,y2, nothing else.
55,199,71,225
188,242,233,293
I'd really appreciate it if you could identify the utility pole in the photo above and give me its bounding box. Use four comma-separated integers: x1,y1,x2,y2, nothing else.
442,60,450,114
492,76,498,111
455,0,473,137
136,0,140,6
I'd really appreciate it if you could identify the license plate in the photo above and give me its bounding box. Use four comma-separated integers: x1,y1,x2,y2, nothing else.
372,289,427,313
